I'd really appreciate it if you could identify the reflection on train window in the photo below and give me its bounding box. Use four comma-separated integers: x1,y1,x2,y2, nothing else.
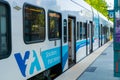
77,22,80,40
24,4,45,43
0,3,11,59
48,11,61,40
83,23,86,39
63,19,67,43
80,22,82,40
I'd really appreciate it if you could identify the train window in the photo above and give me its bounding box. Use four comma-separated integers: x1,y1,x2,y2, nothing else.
91,22,94,37
0,3,11,59
77,22,80,40
48,11,61,40
63,19,67,43
83,23,86,39
80,22,82,40
24,4,45,43
87,24,89,38
101,26,103,35
102,26,104,35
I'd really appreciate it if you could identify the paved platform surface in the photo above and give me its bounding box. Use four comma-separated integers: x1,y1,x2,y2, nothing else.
55,41,117,80
77,43,120,80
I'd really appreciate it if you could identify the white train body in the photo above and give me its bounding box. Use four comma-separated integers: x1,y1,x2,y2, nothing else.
0,0,112,80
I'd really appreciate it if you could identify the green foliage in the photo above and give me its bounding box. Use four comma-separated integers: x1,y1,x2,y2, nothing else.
84,0,109,19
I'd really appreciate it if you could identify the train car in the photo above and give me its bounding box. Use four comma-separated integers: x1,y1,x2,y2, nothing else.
99,12,110,46
0,0,112,80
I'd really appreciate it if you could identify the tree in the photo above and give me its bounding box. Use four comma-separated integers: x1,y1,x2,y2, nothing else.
84,0,108,19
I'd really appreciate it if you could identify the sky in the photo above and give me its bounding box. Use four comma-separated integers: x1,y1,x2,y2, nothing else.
105,0,114,10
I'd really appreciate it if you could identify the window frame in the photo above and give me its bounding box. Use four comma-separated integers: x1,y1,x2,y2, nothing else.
87,23,89,38
23,3,46,44
48,10,62,41
80,22,82,40
63,19,67,43
77,22,80,40
83,23,87,39
0,1,11,59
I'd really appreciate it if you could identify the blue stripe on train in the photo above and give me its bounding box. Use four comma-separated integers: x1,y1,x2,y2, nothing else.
76,39,94,52
62,45,68,70
41,47,61,69
76,40,87,52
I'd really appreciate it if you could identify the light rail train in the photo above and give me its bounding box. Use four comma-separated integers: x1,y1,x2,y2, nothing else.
0,0,113,80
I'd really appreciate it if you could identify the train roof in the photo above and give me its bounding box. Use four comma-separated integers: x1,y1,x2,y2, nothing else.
8,0,112,24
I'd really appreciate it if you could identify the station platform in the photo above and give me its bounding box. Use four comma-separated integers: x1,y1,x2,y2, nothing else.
55,40,120,80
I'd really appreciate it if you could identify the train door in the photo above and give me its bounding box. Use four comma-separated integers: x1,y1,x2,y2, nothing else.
102,26,105,44
86,23,89,55
47,11,62,79
61,19,68,72
89,22,93,53
84,23,88,55
68,16,76,67
86,22,93,55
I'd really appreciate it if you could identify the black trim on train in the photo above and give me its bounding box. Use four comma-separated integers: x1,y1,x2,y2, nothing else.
0,1,11,59
23,3,46,44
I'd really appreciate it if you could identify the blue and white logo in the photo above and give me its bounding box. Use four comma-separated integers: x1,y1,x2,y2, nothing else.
14,47,61,77
14,50,41,77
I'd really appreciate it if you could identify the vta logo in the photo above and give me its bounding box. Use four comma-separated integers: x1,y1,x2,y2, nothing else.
14,50,41,77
